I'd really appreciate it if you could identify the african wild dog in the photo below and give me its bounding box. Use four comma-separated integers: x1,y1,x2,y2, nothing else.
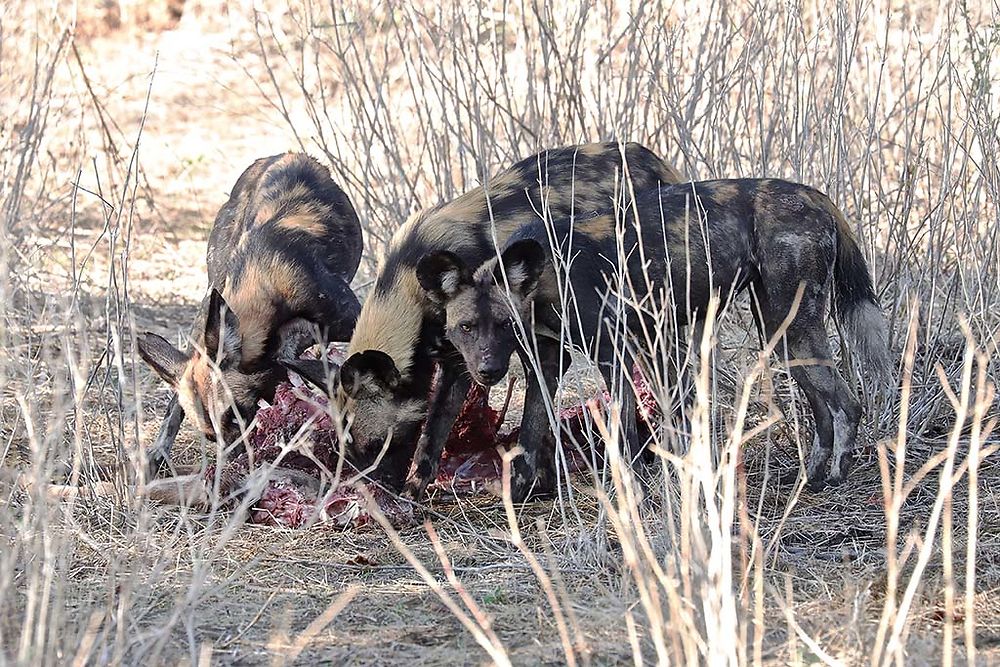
289,144,681,496
418,179,891,497
137,153,363,469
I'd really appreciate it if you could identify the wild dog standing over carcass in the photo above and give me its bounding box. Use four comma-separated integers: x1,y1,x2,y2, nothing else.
137,153,363,470
419,179,891,495
297,143,681,497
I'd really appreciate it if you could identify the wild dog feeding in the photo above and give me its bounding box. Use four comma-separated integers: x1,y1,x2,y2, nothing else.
32,342,658,529
420,178,892,494
135,152,363,471
316,142,681,501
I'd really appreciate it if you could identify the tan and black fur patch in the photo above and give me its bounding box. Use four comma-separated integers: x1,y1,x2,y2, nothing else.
348,142,681,376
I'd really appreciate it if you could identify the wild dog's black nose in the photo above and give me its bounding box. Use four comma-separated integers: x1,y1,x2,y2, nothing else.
477,356,505,385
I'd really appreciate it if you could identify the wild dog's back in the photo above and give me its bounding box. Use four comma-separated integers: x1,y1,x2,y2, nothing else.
496,178,879,337
206,152,363,289
375,141,680,294
350,142,681,377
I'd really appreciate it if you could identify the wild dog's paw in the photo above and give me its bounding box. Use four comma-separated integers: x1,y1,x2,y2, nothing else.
147,447,171,478
400,475,428,502
805,471,830,493
509,457,555,503
825,457,853,488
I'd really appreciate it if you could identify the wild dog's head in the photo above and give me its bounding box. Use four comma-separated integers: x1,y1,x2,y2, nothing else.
416,240,547,387
137,289,278,444
321,350,427,472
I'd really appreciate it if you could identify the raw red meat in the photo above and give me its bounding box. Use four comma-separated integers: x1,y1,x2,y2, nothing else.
203,344,658,530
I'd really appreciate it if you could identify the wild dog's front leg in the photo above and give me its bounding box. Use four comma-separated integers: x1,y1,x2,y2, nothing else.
148,394,184,475
597,345,644,467
276,317,323,358
27,473,213,508
274,271,360,389
620,383,641,465
402,360,472,500
510,340,563,503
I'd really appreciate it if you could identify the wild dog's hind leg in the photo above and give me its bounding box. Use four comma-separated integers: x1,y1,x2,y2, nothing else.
756,269,861,490
826,380,861,485
783,327,861,489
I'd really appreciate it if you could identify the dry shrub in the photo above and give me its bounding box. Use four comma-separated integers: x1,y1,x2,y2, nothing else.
1,0,998,664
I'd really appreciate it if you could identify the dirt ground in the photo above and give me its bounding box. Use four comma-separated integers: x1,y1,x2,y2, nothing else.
3,2,999,665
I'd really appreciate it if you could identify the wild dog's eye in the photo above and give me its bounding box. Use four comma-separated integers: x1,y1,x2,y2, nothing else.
460,322,473,334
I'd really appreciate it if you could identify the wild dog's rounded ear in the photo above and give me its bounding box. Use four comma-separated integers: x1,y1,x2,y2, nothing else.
204,288,241,363
339,350,400,398
496,239,546,298
279,357,341,392
137,332,190,387
416,251,471,305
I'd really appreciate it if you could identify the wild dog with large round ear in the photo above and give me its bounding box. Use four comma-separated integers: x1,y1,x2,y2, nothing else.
423,178,892,497
329,143,683,496
138,153,363,471
491,239,546,302
415,240,547,388
416,251,471,306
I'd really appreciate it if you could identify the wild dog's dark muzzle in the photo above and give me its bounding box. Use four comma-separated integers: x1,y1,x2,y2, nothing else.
475,353,507,386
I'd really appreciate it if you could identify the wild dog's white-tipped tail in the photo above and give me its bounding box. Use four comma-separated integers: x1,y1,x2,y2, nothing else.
832,209,893,385
839,299,892,384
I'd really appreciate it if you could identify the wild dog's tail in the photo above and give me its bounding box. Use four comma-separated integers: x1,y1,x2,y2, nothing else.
830,203,892,383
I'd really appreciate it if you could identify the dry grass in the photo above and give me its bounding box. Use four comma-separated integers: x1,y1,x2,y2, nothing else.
1,0,999,664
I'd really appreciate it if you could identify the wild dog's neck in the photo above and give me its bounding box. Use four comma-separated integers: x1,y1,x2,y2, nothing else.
347,271,428,381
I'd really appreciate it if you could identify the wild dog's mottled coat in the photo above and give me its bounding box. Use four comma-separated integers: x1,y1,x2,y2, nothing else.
138,153,363,465
422,179,890,497
331,143,681,490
